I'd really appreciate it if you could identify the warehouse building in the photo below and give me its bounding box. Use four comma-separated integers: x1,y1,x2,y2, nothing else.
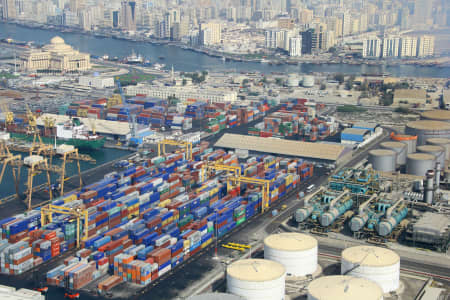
79,76,115,89
341,128,371,145
352,122,380,134
215,133,351,164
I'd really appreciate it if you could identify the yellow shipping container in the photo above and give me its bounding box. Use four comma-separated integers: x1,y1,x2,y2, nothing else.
158,199,171,208
183,239,190,249
201,239,212,248
63,194,78,203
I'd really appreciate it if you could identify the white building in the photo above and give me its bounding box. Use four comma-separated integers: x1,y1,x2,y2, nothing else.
362,37,381,58
382,36,400,57
265,29,283,49
417,35,435,57
199,22,221,45
289,37,302,57
79,76,115,89
400,36,418,57
125,84,237,103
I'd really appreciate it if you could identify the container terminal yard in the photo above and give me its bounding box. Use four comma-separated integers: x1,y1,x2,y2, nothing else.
0,53,449,299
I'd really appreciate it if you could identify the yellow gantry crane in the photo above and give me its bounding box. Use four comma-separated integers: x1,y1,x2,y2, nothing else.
227,176,271,214
0,103,14,129
41,204,89,248
0,141,22,202
201,162,241,182
157,139,193,160
24,155,54,210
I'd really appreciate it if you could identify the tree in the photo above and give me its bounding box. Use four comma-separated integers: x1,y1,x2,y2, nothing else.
345,76,355,90
275,78,284,86
334,73,345,85
380,92,393,106
320,83,326,90
182,79,187,86
359,79,368,92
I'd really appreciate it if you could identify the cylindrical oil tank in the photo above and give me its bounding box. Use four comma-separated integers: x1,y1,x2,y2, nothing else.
302,75,315,87
307,275,383,300
287,74,299,87
380,141,407,165
391,133,417,154
406,153,436,176
188,293,245,300
421,110,450,122
341,246,400,293
417,145,445,166
368,149,396,172
264,233,318,277
227,259,285,300
426,137,450,160
405,120,450,146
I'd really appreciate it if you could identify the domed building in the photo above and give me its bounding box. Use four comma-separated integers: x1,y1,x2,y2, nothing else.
20,36,90,72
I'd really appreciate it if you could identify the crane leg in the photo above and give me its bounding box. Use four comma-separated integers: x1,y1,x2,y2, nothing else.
76,152,82,190
60,154,66,196
27,167,34,211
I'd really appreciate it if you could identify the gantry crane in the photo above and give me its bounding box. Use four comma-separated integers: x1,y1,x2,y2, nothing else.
201,162,241,182
227,176,271,213
41,204,89,248
24,155,54,210
0,140,22,202
0,103,14,130
157,139,193,160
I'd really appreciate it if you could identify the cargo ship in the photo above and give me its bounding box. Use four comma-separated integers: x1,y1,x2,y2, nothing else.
9,118,105,150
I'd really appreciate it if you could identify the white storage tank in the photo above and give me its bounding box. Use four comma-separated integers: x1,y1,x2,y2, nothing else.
341,245,400,293
426,137,450,160
307,275,383,300
368,149,396,172
406,153,436,177
302,75,315,87
391,133,417,154
287,74,299,87
421,110,450,123
417,145,445,166
227,259,285,300
405,120,450,145
264,232,318,276
187,293,245,300
380,141,407,165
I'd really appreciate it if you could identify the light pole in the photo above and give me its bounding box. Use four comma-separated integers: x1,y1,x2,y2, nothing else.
214,208,219,259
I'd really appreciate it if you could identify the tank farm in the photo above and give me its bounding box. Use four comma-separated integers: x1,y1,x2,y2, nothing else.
0,140,313,295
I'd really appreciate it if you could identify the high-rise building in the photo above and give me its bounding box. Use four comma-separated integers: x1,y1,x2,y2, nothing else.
289,37,302,56
112,11,120,28
121,1,137,32
362,37,382,57
69,0,84,13
400,36,418,57
171,17,189,41
417,35,434,57
199,22,221,45
2,0,16,19
414,0,431,25
265,29,283,49
382,36,400,57
301,29,317,54
278,16,294,29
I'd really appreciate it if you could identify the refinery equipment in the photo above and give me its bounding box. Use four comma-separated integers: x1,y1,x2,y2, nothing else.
349,194,380,233
307,276,383,300
320,191,353,227
377,198,408,237
328,167,381,194
264,233,318,277
226,259,286,300
40,204,88,248
405,212,450,252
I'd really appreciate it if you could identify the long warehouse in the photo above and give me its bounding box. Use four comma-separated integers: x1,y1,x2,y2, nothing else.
214,133,351,164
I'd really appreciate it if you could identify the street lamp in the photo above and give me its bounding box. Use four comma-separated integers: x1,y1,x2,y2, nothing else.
213,208,219,260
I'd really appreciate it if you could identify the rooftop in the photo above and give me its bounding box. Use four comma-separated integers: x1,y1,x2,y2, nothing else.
307,276,383,300
421,110,450,121
407,153,436,160
406,120,450,131
227,259,285,282
380,141,407,149
215,134,347,161
369,149,396,156
417,145,445,152
414,212,449,235
342,128,369,136
342,246,400,266
352,122,379,130
264,233,317,251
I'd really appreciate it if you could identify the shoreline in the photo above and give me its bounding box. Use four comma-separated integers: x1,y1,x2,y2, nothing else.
2,20,449,68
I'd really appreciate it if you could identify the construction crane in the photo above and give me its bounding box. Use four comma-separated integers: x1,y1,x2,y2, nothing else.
40,204,88,248
157,139,193,160
201,162,241,182
227,176,271,213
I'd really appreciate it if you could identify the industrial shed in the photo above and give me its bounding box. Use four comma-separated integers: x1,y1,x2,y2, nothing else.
214,133,351,164
36,113,133,141
352,122,380,134
341,128,370,144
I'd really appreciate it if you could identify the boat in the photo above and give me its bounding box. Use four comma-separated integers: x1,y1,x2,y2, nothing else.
158,56,165,60
153,63,165,70
260,59,270,64
9,118,105,151
125,50,144,64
